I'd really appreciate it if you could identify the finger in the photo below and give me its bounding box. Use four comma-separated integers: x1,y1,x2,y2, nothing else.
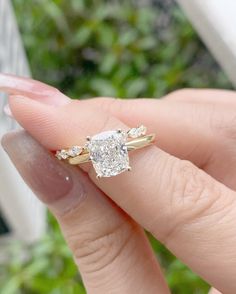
83,95,215,166
0,73,70,105
2,73,235,189
8,96,236,293
165,88,236,105
1,73,233,159
85,94,236,190
208,288,222,294
1,131,169,294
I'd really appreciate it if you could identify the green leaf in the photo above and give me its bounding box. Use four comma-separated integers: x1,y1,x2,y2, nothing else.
118,30,138,46
24,258,49,278
40,0,70,36
96,24,116,48
138,36,157,50
91,78,117,96
72,26,92,46
126,78,147,97
1,277,21,294
99,53,117,74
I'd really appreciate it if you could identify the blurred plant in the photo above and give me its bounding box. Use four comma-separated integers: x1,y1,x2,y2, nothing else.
0,214,85,294
13,0,231,99
1,0,232,293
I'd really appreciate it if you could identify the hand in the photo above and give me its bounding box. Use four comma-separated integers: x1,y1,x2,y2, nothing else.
1,74,236,294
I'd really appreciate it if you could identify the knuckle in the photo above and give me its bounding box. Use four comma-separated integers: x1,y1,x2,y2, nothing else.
160,159,224,243
67,100,119,137
176,161,213,208
69,220,136,274
164,88,193,100
200,100,236,143
96,97,136,118
99,113,117,132
215,112,236,142
91,97,123,116
86,112,119,142
94,97,118,111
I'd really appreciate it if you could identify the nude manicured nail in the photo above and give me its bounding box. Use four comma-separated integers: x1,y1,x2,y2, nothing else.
0,73,70,106
4,104,13,117
1,131,76,206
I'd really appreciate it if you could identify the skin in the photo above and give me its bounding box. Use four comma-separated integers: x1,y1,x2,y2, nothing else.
1,74,236,293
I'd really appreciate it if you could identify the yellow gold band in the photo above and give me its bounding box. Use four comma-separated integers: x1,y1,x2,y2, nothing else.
68,133,155,165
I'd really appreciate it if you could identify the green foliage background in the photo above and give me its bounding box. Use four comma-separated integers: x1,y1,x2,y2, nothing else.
1,0,232,293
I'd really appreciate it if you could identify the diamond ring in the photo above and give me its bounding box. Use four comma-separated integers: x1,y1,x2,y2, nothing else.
56,125,155,178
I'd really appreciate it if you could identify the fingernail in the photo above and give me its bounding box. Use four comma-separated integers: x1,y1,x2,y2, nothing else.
4,104,13,117
1,130,74,205
0,73,70,106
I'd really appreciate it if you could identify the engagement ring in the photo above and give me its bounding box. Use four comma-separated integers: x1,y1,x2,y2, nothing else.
56,125,155,178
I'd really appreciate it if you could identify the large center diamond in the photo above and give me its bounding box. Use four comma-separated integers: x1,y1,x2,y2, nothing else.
87,130,129,177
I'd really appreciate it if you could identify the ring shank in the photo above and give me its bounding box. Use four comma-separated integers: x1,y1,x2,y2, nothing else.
68,133,156,165
125,134,155,151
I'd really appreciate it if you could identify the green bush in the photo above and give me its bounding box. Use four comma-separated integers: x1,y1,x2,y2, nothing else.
1,0,232,293
13,0,231,99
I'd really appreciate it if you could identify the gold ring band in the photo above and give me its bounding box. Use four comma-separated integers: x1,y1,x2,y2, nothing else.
56,125,155,178
68,133,155,165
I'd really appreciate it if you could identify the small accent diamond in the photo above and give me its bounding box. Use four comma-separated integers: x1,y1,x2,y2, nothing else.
127,125,147,138
56,150,68,160
67,146,82,157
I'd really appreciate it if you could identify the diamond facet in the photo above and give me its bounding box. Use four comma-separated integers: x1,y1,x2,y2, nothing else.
56,150,68,160
87,130,129,177
67,146,82,157
127,125,147,138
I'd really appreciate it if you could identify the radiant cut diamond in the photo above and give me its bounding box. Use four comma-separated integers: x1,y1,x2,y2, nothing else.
87,130,129,177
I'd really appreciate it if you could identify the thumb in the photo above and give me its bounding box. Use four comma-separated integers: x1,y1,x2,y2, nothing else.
1,130,169,294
